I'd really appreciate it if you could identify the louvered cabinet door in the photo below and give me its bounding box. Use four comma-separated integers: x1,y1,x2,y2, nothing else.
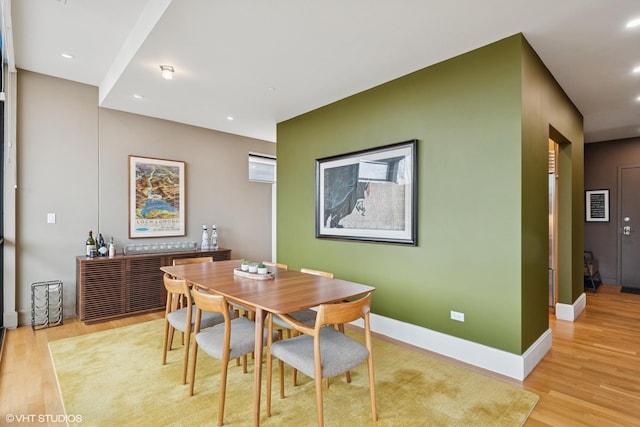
76,258,126,322
126,256,165,313
212,249,232,260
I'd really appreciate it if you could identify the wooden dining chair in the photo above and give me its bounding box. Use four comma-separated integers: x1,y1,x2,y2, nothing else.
266,292,377,426
188,285,279,426
161,273,226,384
173,256,214,265
272,267,343,385
171,257,214,313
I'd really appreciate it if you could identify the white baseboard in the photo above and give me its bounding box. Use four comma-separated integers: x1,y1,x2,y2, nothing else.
353,313,552,381
555,292,586,321
3,311,18,329
16,308,31,327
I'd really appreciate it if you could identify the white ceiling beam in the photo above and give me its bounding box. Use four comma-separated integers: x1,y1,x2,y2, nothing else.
99,0,172,105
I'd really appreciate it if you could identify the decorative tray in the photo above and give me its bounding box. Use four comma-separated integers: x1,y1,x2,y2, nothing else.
233,268,275,280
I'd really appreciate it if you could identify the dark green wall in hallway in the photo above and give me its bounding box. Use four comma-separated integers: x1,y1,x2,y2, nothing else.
520,38,584,348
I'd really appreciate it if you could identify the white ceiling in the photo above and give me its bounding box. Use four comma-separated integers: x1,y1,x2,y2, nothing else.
4,0,640,143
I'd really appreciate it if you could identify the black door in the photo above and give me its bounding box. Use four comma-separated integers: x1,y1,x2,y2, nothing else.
620,165,640,292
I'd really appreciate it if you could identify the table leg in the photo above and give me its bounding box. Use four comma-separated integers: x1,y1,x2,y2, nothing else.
253,307,266,426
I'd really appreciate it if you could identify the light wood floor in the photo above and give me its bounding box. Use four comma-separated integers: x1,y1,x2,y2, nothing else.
0,286,638,426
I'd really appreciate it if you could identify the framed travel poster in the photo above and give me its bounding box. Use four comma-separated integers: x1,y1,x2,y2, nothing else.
129,155,186,238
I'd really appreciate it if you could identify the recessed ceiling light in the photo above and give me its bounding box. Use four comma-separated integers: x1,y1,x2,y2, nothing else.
226,116,235,121
626,18,640,28
133,94,144,99
159,65,174,80
61,53,73,59
633,65,640,74
636,95,640,102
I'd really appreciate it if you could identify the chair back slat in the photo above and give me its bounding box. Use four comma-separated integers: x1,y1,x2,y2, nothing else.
316,292,372,327
192,285,228,314
300,267,334,279
163,273,192,311
163,273,190,294
263,261,289,270
173,256,213,265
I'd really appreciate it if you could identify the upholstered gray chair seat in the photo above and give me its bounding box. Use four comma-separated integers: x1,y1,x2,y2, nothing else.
270,326,369,379
167,305,225,332
196,316,278,360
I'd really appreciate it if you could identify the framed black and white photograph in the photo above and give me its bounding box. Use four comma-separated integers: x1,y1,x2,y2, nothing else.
585,189,609,222
316,140,417,245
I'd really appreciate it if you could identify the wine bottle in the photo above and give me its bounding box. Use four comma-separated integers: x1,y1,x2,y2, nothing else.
86,230,96,257
97,233,108,257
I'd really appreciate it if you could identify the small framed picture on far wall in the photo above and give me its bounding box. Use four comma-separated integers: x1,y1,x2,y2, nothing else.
585,189,609,222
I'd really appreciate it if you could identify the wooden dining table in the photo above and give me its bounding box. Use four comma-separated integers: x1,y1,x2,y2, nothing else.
160,259,375,426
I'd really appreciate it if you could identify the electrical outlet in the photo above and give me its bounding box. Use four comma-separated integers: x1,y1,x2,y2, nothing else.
450,310,465,322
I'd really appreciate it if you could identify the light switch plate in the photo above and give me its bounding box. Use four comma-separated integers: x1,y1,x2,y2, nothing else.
47,213,56,224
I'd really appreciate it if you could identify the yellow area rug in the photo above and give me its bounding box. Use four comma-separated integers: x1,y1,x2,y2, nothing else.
49,319,538,426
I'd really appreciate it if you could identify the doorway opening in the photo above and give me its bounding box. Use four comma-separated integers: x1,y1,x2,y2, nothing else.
549,139,559,306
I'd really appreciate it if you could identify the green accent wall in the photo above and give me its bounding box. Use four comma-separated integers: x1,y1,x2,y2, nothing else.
277,34,583,355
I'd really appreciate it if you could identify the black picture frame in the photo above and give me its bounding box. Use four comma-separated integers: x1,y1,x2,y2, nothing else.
585,189,609,222
315,139,417,245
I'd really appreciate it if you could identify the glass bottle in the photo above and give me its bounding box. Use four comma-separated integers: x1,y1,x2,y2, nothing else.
201,225,209,251
108,237,116,258
210,225,218,250
86,230,96,257
97,233,106,256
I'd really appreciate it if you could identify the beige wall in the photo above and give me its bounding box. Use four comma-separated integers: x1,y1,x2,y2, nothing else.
8,70,275,325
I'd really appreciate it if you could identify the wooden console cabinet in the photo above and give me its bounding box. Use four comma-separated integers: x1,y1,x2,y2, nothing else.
76,248,231,323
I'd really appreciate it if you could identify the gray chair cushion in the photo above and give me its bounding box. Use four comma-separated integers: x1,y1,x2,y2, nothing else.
270,326,369,379
167,306,225,333
196,316,279,360
273,309,317,329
